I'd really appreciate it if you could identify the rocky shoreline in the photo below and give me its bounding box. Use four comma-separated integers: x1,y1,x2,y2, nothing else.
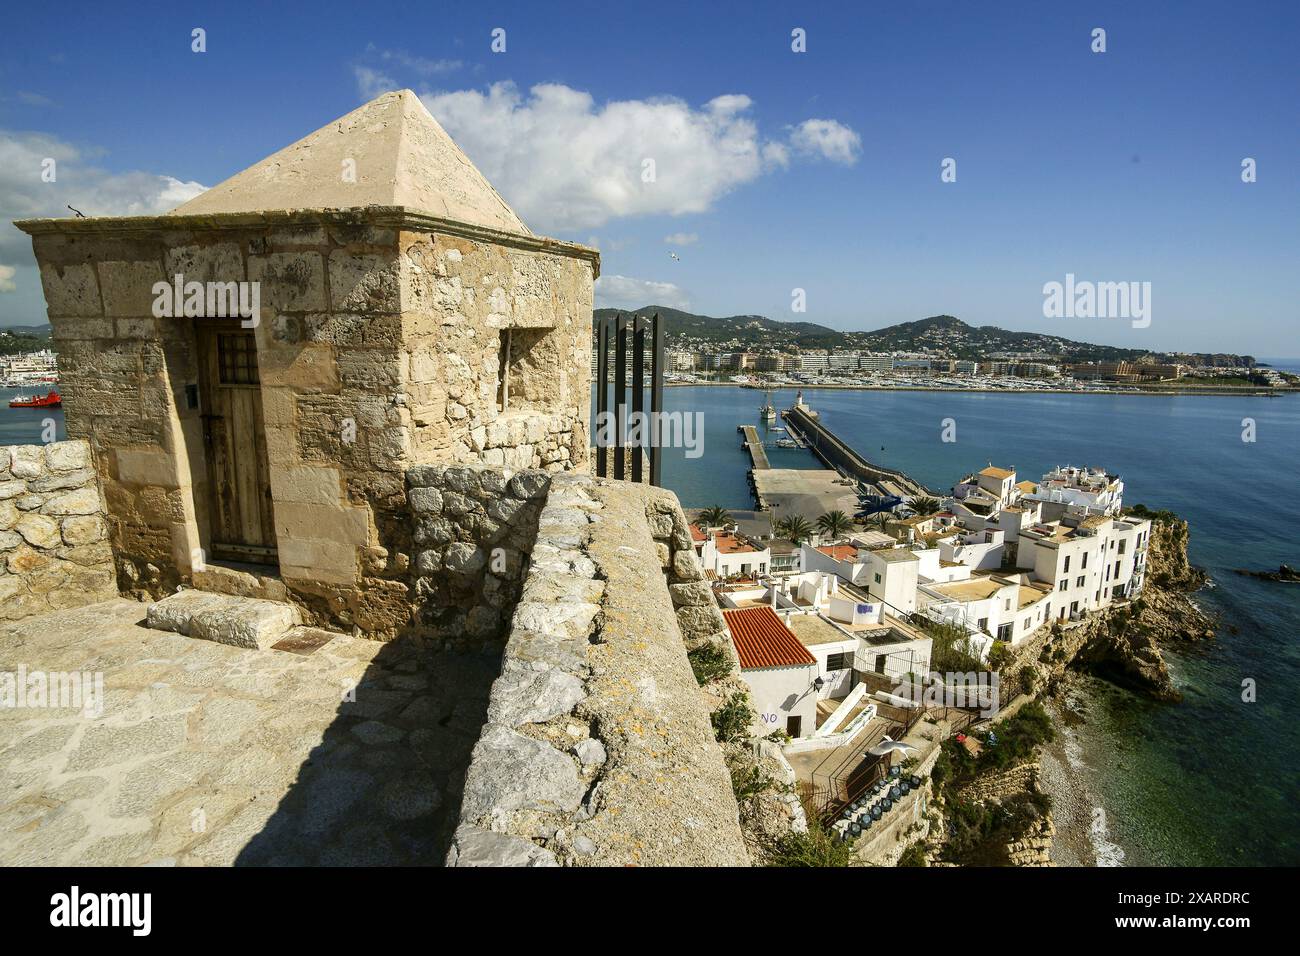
973,513,1213,867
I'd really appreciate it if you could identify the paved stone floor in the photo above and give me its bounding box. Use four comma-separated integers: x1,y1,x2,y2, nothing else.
0,600,498,865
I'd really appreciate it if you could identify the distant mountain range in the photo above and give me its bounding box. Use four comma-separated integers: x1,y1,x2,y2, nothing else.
593,308,1255,366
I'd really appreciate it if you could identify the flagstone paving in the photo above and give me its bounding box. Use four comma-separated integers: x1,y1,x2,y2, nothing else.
0,599,497,865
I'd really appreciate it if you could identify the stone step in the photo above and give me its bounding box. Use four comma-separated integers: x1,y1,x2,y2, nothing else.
146,589,303,650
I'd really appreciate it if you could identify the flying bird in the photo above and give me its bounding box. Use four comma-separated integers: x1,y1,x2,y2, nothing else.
668,251,680,261
867,735,916,758
67,205,85,218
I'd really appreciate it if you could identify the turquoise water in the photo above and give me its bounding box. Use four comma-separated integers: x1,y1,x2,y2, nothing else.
646,385,1300,866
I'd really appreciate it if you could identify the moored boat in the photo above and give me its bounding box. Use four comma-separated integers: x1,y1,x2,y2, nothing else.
8,389,62,409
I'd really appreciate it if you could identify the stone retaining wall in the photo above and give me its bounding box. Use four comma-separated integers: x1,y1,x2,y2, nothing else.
1,440,116,621
958,761,1038,803
448,476,749,866
405,463,549,649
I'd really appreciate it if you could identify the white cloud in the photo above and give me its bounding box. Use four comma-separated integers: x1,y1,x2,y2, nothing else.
595,274,690,310
372,48,462,75
411,81,859,232
355,66,398,100
788,119,861,165
0,129,206,320
0,129,206,263
663,232,699,246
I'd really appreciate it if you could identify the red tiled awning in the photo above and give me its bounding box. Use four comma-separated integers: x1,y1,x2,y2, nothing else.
723,606,816,670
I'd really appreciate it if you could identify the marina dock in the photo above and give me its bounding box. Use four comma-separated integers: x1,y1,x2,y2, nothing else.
738,424,770,470
741,398,935,525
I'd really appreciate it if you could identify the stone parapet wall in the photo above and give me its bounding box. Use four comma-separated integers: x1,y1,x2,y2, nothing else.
1,440,116,621
449,475,749,866
405,463,549,649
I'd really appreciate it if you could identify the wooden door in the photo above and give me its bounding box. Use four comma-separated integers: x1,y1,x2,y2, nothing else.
196,321,277,564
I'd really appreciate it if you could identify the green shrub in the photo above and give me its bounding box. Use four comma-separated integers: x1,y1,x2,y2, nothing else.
764,817,853,867
688,642,732,685
730,763,775,803
897,842,928,867
711,692,754,743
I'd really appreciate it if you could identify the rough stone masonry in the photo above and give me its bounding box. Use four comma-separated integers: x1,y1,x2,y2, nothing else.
1,440,116,622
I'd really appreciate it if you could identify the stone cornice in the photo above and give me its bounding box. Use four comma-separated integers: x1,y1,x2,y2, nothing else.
13,206,601,277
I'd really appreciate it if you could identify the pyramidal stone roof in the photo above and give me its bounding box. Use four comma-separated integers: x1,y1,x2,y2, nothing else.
169,89,531,236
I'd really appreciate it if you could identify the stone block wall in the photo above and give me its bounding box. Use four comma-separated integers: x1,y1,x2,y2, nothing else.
399,230,593,473
1,440,116,622
449,476,750,866
405,463,549,649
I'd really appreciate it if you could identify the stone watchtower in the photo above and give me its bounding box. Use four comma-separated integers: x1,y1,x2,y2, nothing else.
16,90,598,631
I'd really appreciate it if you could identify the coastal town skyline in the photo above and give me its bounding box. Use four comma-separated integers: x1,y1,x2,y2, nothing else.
2,1,1298,355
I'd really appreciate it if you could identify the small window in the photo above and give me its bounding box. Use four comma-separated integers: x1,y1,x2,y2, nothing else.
1082,552,1089,569
217,333,259,385
496,329,512,411
826,652,852,671
1076,575,1085,587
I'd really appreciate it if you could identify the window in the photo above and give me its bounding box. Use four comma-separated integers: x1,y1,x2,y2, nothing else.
1076,575,1085,588
997,623,1013,641
1118,540,1127,554
1063,555,1071,573
1004,598,1011,611
874,573,881,584
216,333,259,385
826,652,852,671
496,329,512,410
1114,560,1121,577
1070,600,1079,616
1022,617,1030,630
1058,579,1067,592
978,617,988,631
1082,552,1088,569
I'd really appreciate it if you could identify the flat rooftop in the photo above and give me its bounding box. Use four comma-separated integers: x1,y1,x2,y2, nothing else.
0,600,497,865
786,614,857,648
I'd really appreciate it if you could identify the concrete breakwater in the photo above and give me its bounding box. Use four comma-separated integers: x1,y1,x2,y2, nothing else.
783,405,934,499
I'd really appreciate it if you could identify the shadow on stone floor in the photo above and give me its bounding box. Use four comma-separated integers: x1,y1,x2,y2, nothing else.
234,637,499,866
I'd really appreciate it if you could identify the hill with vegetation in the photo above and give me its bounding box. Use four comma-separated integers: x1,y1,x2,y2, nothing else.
595,307,1254,366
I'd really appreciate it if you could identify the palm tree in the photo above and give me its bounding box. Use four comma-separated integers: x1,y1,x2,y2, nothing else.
909,496,942,516
699,505,733,528
869,511,891,533
776,515,813,544
817,510,853,539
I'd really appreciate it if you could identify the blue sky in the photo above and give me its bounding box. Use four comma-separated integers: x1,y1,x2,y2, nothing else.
1,0,1297,355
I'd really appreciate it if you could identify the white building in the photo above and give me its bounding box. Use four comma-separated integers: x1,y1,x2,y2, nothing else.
723,606,820,739
692,524,770,579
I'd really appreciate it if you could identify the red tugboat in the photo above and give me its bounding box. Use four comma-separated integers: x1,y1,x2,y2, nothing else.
8,390,62,409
